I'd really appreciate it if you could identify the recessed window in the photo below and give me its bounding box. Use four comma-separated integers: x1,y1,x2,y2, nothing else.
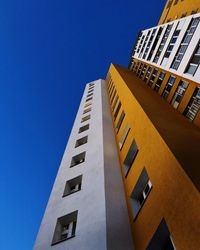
79,124,89,133
130,168,152,219
123,139,138,176
87,93,93,98
144,67,152,82
148,69,158,87
140,65,147,78
84,102,92,108
81,115,90,123
171,80,188,109
70,152,86,167
185,40,200,76
63,175,82,197
183,87,200,121
112,95,119,111
162,76,176,99
89,83,94,87
83,107,91,114
154,72,165,92
146,219,176,250
114,102,121,121
88,89,94,94
52,211,78,245
86,97,92,102
116,110,125,133
111,89,117,104
119,124,130,150
75,136,88,148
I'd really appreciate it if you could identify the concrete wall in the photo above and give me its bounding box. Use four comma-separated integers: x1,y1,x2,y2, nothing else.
34,79,133,250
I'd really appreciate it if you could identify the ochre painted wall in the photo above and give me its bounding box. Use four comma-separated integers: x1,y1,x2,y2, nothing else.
159,0,200,24
107,64,200,250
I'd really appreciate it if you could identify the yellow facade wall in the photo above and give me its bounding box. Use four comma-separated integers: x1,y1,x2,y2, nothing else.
107,64,200,250
159,0,200,25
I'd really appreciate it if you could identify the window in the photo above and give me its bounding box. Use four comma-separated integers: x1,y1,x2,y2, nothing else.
111,89,117,104
84,102,92,108
191,9,198,15
185,41,200,76
79,124,89,133
86,97,92,102
139,30,151,58
63,175,82,197
70,152,85,167
147,27,164,61
174,0,178,5
83,107,91,114
161,22,183,66
88,89,94,94
87,93,93,98
112,95,119,111
183,87,200,121
119,124,130,150
146,219,176,250
144,67,153,82
171,80,188,109
123,139,138,176
162,76,176,99
171,17,200,70
130,168,152,219
143,29,157,59
114,102,121,121
75,136,88,148
52,211,78,245
148,69,158,87
81,115,90,123
89,83,94,87
153,24,173,63
140,65,147,78
154,72,165,92
116,110,125,133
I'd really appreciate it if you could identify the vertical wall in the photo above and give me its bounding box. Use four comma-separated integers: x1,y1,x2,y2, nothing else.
34,79,133,250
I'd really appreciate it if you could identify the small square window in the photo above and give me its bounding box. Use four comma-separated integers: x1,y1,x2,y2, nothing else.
87,93,93,98
79,124,89,133
86,97,92,102
84,102,92,108
130,168,152,219
123,139,138,176
52,211,78,245
63,175,82,197
81,115,90,123
83,107,91,114
70,152,86,167
75,136,88,148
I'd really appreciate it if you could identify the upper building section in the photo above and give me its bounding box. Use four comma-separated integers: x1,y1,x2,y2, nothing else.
158,0,200,25
129,13,200,84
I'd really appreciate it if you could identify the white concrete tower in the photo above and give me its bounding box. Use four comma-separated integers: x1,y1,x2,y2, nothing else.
34,80,134,250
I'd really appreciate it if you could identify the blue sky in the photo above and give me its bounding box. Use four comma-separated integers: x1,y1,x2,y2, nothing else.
0,0,165,249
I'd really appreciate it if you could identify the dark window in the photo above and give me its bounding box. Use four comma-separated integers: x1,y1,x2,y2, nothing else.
154,72,166,92
116,110,125,133
130,168,152,219
146,219,176,250
162,76,176,99
171,80,188,109
79,124,89,133
75,136,88,148
123,140,138,176
63,175,82,197
183,87,200,121
114,102,121,121
70,152,86,167
52,211,78,245
185,40,200,76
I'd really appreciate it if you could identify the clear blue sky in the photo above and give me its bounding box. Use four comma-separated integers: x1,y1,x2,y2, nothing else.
0,0,165,249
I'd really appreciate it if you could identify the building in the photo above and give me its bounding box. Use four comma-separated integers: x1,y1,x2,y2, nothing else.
34,80,134,250
34,0,200,249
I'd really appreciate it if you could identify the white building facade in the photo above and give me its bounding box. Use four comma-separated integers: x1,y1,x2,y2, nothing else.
34,80,134,250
